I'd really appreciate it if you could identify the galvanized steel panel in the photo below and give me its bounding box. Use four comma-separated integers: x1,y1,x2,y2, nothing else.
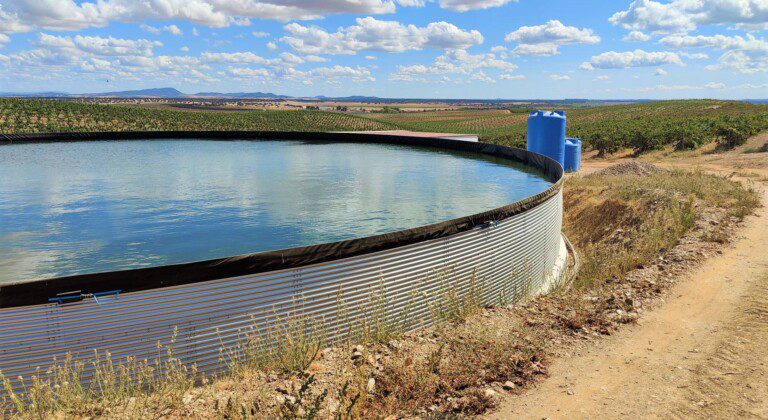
0,189,563,389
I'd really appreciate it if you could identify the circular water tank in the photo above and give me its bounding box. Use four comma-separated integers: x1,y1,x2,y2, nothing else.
564,138,582,172
527,110,566,167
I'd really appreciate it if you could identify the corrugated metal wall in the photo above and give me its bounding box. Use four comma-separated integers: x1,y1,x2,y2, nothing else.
0,190,563,389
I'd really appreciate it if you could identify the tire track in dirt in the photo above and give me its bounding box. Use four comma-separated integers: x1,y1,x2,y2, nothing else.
486,161,768,419
671,271,768,419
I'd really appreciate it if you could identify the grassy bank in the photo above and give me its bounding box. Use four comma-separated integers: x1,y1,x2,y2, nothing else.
564,165,759,290
1,165,758,419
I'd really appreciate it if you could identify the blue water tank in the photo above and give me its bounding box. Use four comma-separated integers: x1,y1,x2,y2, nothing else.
527,110,566,167
564,138,582,172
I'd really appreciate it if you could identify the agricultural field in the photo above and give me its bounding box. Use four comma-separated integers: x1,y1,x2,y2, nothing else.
0,98,397,133
2,98,766,156
360,100,768,154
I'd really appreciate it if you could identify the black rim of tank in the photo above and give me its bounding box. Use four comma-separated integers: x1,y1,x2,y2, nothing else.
0,131,564,308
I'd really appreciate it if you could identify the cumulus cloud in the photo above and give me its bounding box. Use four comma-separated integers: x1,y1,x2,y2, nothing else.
651,82,726,90
140,24,183,36
654,68,668,75
281,17,483,55
439,0,517,12
549,74,571,80
580,49,684,70
226,66,270,78
660,34,768,51
610,0,768,34
0,0,400,33
660,34,768,73
390,49,518,82
201,51,266,64
505,20,600,56
38,33,161,57
679,51,709,59
0,34,9,46
623,31,651,42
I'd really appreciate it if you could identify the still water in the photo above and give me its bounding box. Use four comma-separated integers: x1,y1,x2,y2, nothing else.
0,140,552,283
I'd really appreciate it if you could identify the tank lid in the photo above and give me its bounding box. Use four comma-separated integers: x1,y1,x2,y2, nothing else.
529,109,567,118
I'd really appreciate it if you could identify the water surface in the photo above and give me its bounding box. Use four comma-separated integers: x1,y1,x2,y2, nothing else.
0,140,551,283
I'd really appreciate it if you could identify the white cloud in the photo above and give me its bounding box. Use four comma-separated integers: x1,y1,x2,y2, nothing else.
226,66,270,78
593,75,609,80
651,82,727,90
267,41,277,50
610,0,768,35
304,54,328,62
580,49,684,70
180,45,190,52
0,0,401,34
390,49,518,82
279,51,304,64
660,34,768,73
499,73,525,79
397,0,427,6
38,33,161,57
309,65,375,82
165,24,182,36
439,0,517,12
505,20,600,56
281,17,483,55
140,24,160,34
656,84,706,90
549,74,571,81
654,68,668,75
623,31,651,42
211,0,396,22
252,31,269,38
660,34,768,51
141,24,183,36
0,34,9,46
201,51,266,64
679,52,709,59
609,0,694,34
509,43,558,56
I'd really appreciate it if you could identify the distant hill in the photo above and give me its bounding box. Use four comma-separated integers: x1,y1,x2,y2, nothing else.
93,87,186,98
0,91,71,97
194,91,292,99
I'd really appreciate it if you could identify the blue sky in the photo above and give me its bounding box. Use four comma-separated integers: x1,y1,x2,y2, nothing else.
0,0,766,99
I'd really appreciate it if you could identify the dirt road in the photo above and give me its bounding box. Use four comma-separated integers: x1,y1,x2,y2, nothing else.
488,155,768,419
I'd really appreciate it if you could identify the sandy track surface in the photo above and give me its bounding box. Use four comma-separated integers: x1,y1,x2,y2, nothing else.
488,152,768,419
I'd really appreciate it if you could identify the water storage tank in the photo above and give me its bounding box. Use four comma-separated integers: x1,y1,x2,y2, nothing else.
564,138,582,172
527,110,566,167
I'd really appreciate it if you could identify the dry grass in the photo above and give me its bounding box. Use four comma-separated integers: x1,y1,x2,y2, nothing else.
564,169,758,290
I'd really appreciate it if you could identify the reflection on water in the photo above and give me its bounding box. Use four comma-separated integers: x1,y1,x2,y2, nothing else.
0,140,552,283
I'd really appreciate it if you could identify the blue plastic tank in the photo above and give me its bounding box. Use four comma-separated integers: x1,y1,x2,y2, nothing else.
564,138,582,172
527,110,566,167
